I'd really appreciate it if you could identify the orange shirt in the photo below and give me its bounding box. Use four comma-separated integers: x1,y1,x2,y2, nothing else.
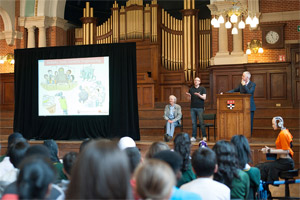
275,129,294,157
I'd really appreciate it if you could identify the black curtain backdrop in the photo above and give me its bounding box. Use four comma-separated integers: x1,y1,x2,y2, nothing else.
14,43,140,140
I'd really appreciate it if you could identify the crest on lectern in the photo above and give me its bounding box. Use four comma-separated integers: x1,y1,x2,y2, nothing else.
227,100,235,110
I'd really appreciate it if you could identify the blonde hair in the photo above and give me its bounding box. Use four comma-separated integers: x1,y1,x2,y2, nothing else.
134,159,175,199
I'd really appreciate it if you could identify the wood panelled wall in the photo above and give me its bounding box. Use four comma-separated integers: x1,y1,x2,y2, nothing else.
210,62,293,109
0,73,14,111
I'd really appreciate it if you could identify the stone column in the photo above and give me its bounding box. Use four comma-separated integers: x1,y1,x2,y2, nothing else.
216,23,228,55
27,26,36,48
232,25,243,55
38,26,47,47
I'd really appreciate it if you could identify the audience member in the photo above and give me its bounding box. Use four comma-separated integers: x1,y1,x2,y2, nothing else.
43,139,67,181
118,136,136,150
213,140,250,199
145,141,170,159
124,147,142,200
134,159,175,199
163,95,182,142
231,135,261,199
154,150,201,200
0,132,23,162
0,138,29,197
173,133,196,187
2,156,56,200
57,152,78,192
2,145,65,200
256,116,294,197
79,138,92,153
180,148,230,200
66,139,132,199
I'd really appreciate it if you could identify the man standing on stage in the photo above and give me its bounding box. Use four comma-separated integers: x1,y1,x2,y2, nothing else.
228,71,256,135
186,77,207,142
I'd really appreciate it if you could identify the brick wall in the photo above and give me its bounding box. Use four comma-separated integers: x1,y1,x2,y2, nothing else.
47,26,67,47
260,0,300,13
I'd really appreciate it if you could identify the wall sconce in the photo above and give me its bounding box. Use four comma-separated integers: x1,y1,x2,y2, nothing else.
246,40,263,54
0,53,15,65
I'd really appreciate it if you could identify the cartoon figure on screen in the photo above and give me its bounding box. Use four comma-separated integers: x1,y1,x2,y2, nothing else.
55,92,68,115
80,67,95,81
48,70,55,84
79,86,89,104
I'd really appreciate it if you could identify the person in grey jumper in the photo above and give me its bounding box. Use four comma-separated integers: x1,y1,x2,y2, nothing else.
163,95,182,142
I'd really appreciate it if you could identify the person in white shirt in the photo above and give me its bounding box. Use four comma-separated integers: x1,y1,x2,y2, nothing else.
180,147,230,200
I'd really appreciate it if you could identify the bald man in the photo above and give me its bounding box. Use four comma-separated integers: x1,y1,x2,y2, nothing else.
186,77,207,142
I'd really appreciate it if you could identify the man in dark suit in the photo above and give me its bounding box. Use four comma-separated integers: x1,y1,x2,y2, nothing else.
228,71,256,136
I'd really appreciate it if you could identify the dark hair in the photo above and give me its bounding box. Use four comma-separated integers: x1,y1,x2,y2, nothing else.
8,132,23,146
17,156,55,200
25,145,51,158
153,150,183,174
66,140,132,199
192,148,216,177
63,152,78,176
6,132,23,155
212,140,239,188
43,140,60,163
231,135,252,169
145,141,170,159
7,138,29,168
79,138,92,153
125,147,141,174
174,132,191,171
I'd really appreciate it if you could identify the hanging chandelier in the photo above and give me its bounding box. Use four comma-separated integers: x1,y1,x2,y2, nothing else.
210,1,259,34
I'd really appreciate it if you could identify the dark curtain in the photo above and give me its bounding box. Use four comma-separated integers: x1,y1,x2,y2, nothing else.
14,43,140,140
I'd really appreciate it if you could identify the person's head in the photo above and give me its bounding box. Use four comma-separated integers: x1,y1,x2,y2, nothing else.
66,139,132,199
134,159,175,200
169,95,177,105
194,77,201,87
63,152,78,179
174,132,191,171
43,140,60,163
145,141,170,159
242,71,251,82
7,138,29,168
212,140,239,188
125,147,141,174
25,145,51,158
79,138,92,153
118,136,136,150
153,150,183,181
192,148,217,178
17,156,55,200
8,132,23,147
272,116,285,130
231,135,252,169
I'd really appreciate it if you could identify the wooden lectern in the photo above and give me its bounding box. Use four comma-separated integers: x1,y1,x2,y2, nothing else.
216,93,251,140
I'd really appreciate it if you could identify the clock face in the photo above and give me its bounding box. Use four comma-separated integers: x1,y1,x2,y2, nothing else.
266,31,280,44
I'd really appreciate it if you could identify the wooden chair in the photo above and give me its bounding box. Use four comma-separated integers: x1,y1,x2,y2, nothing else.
197,113,216,141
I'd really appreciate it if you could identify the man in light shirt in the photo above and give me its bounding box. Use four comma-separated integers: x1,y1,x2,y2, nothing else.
180,148,230,200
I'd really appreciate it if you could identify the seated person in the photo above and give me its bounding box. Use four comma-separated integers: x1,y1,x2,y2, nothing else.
174,133,196,187
163,95,182,142
213,140,250,199
180,148,230,200
145,141,170,159
56,152,78,192
256,116,294,196
153,150,201,200
231,135,261,199
134,159,175,199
